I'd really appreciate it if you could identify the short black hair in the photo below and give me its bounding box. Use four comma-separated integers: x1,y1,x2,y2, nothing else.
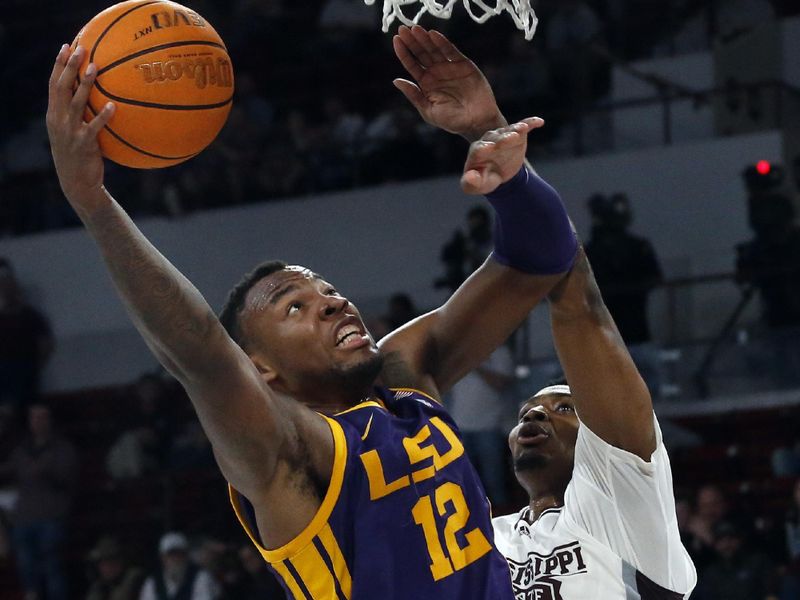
545,375,569,387
219,260,287,349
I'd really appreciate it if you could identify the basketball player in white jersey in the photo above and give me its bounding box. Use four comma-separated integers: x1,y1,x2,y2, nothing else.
389,26,697,599
492,249,697,599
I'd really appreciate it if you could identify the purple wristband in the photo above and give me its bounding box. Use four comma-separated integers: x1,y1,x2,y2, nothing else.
486,165,577,274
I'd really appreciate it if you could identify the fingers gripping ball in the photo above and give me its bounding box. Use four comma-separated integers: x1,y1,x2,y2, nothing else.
72,0,234,169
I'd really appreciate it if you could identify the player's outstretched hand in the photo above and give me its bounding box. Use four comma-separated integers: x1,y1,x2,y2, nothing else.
392,25,506,142
461,117,544,195
46,44,115,207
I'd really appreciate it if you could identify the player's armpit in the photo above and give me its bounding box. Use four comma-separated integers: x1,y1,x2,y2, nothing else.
548,249,656,460
378,320,442,400
380,258,562,395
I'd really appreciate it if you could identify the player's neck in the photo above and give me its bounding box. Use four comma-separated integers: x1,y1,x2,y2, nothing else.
295,387,375,415
522,474,569,520
527,493,565,521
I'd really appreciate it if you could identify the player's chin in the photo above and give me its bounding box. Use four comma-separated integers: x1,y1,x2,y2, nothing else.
512,447,549,472
336,351,384,383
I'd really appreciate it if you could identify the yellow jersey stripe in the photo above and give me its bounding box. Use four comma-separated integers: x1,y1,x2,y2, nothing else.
361,414,374,441
318,524,353,599
273,560,309,599
288,540,343,600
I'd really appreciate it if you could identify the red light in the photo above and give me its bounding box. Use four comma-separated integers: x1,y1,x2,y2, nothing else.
756,160,771,175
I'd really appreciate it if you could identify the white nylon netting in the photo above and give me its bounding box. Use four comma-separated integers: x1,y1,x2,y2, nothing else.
364,0,538,40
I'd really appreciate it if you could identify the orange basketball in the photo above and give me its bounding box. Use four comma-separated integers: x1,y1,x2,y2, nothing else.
72,0,234,169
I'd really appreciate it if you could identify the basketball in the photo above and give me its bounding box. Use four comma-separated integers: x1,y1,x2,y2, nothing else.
72,0,234,169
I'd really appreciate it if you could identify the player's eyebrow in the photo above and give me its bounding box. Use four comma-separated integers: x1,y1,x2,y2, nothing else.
268,283,299,305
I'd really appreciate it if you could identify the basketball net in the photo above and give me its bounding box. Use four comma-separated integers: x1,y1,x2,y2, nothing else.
364,0,538,40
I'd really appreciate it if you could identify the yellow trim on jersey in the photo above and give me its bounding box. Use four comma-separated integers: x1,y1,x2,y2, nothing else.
389,386,442,405
334,400,385,416
360,414,374,441
318,523,353,598
272,561,306,599
288,524,352,599
228,414,347,562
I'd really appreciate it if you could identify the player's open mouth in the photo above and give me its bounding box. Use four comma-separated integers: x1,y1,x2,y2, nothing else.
519,434,549,445
517,424,549,446
335,321,369,349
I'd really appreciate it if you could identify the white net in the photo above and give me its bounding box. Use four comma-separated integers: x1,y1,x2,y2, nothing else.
364,0,539,40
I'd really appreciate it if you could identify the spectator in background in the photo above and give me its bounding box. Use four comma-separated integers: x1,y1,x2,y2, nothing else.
781,479,800,599
383,292,419,331
0,258,53,419
544,0,609,153
487,37,554,120
695,520,776,599
1,403,78,600
139,532,219,600
735,170,800,387
585,193,664,395
315,96,365,191
787,479,800,562
675,491,696,547
318,0,376,56
85,536,145,600
447,343,515,506
237,545,286,600
434,205,494,293
686,484,731,570
168,422,215,473
0,404,17,574
235,72,275,135
107,374,175,480
361,99,437,185
252,142,309,201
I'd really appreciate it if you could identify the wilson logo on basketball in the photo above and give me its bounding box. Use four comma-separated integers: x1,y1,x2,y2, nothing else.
135,57,233,89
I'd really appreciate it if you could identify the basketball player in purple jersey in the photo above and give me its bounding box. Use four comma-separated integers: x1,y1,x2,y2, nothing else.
46,28,577,599
390,25,698,600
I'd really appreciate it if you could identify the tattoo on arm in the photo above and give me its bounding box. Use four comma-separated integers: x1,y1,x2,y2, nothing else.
86,196,226,373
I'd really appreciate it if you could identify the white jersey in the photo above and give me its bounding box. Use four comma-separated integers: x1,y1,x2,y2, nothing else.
493,415,697,600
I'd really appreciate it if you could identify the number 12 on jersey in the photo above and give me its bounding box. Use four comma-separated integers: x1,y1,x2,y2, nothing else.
412,482,493,581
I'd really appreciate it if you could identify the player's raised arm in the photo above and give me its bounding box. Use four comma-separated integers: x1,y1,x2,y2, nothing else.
391,26,507,143
380,27,576,393
46,45,332,508
548,249,656,459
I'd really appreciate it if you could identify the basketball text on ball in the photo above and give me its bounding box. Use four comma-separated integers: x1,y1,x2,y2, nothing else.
135,56,232,89
73,0,234,168
134,8,206,40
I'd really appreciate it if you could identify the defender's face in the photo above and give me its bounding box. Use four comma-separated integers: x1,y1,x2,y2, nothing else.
508,394,579,478
241,267,380,388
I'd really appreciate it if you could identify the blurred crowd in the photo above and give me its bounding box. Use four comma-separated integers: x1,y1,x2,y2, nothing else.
2,1,800,596
2,380,800,598
2,0,799,236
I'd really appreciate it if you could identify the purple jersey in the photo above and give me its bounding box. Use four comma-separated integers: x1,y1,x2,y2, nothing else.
230,386,515,599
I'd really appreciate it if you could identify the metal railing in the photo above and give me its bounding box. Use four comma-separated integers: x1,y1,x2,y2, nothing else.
514,269,800,400
547,79,800,157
